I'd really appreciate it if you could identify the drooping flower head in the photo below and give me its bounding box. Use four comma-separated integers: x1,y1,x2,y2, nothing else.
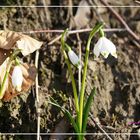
11,65,23,92
68,50,80,68
93,36,117,58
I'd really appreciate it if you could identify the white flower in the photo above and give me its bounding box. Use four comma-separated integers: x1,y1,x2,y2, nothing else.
93,37,117,58
12,65,23,92
68,50,80,67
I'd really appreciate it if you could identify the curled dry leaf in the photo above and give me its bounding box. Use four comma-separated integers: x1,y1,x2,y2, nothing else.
0,30,21,50
0,59,37,102
16,34,43,56
0,30,43,65
70,0,91,29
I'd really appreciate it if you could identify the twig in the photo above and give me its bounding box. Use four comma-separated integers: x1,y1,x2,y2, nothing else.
35,50,41,140
42,0,51,25
23,28,126,34
42,0,48,21
135,0,140,4
101,125,116,131
100,0,140,44
48,34,62,45
89,0,105,24
47,28,126,45
89,113,113,140
66,0,73,22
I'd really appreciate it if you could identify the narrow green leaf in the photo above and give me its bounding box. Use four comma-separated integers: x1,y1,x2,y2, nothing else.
82,87,96,133
64,109,79,133
49,100,79,133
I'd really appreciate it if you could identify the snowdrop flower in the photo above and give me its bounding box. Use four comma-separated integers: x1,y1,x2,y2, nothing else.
68,50,80,67
93,37,117,58
12,65,23,92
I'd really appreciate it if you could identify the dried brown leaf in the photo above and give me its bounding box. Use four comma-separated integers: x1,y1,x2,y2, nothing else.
0,30,21,50
16,34,43,56
0,60,37,102
0,30,43,65
70,0,91,29
0,48,12,65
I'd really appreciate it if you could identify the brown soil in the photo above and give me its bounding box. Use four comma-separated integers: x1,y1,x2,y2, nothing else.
0,0,140,140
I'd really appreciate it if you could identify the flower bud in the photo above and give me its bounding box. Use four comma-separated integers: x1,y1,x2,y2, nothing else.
68,50,80,67
12,65,23,92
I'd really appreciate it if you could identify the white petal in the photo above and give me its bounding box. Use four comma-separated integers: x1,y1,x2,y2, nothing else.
68,50,80,66
12,65,23,92
103,37,116,52
94,36,117,59
111,52,117,58
93,37,103,57
99,37,117,58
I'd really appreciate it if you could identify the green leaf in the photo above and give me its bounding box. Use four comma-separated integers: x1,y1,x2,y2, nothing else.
48,99,79,133
82,87,96,133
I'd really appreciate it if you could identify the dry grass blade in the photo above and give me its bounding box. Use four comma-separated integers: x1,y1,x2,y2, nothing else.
89,113,113,140
70,0,91,29
35,50,41,140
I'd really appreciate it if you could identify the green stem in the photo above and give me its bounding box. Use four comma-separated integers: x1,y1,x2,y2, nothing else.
65,44,71,52
15,58,20,65
0,49,21,99
78,23,104,133
61,30,79,113
99,28,105,37
0,60,13,99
